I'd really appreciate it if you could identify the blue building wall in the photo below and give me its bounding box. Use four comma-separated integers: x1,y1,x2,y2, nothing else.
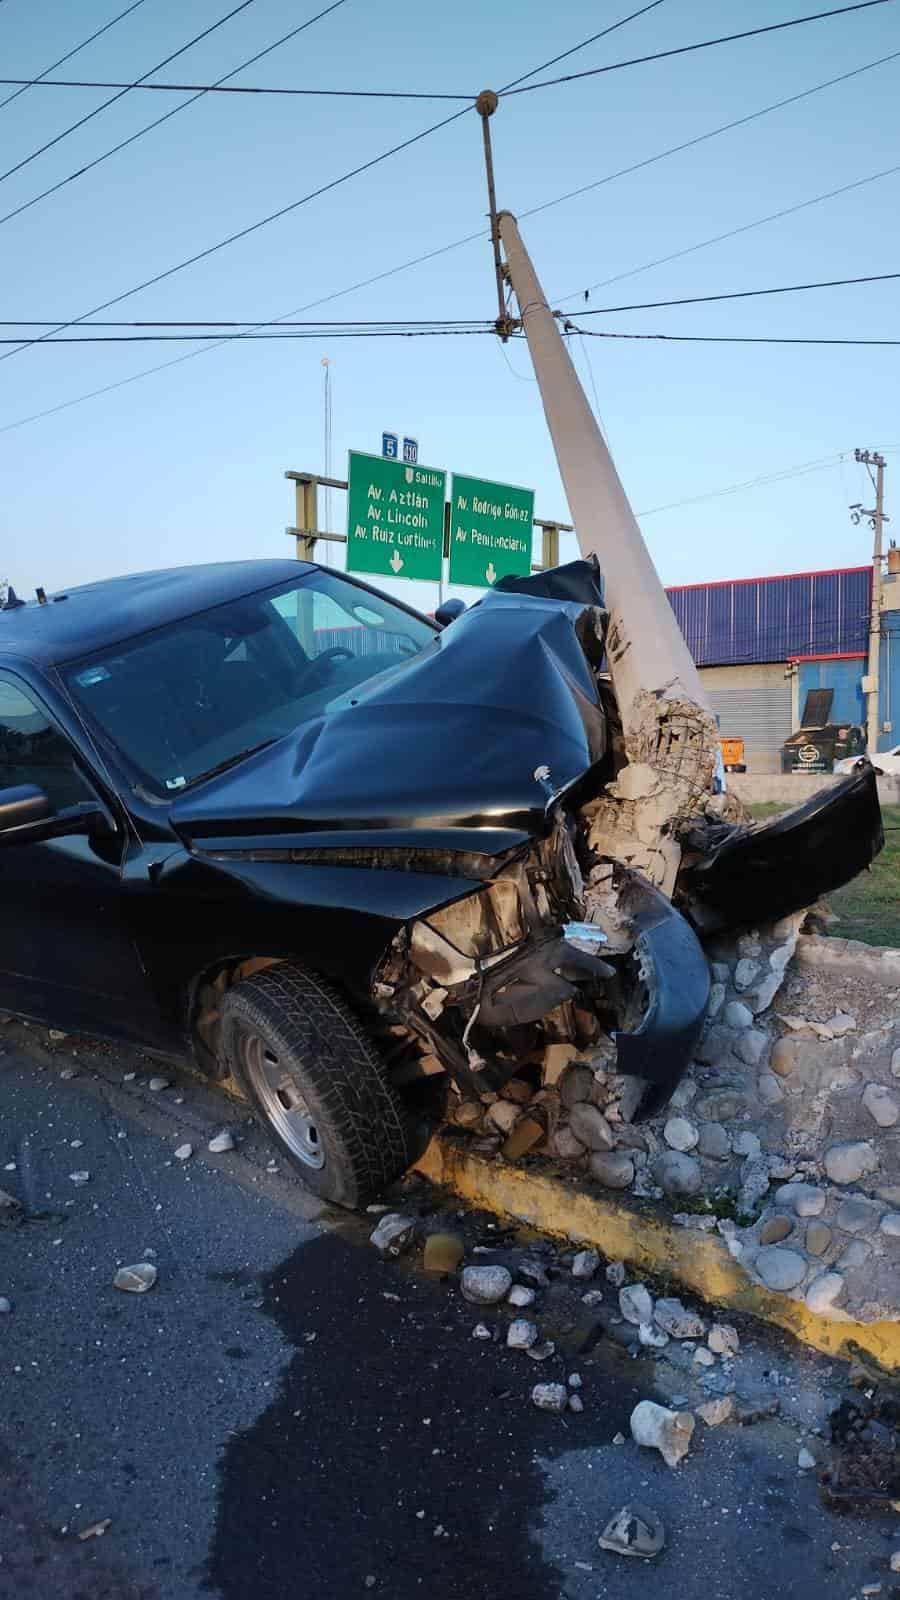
666,567,871,666
798,658,866,728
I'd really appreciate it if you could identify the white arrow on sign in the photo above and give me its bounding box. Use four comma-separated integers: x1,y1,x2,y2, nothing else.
390,549,404,573
485,561,497,584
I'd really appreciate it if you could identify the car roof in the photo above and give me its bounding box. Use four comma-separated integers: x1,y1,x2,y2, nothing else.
0,560,315,669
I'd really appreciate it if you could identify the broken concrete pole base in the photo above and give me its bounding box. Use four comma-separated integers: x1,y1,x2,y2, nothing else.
630,1400,695,1468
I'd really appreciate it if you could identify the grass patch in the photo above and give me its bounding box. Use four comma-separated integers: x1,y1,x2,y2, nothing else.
747,801,900,948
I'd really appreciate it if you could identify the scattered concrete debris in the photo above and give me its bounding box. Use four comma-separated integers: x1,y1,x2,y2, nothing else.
0,1296,11,1313
630,1401,695,1468
697,1397,735,1427
568,1392,584,1413
568,1373,582,1388
708,1323,740,1356
531,1382,569,1414
174,1144,193,1162
460,1264,512,1304
581,1289,604,1306
48,1029,67,1043
507,1319,539,1350
598,1505,665,1560
76,1518,112,1541
370,1214,417,1256
472,1323,491,1340
518,1259,550,1288
508,1284,536,1308
619,1283,653,1325
422,1232,464,1274
68,1171,90,1186
889,1552,900,1573
798,1447,816,1471
148,1076,170,1092
638,1323,669,1349
208,1130,235,1154
605,1261,626,1287
654,1298,706,1340
112,1263,157,1294
572,1249,600,1280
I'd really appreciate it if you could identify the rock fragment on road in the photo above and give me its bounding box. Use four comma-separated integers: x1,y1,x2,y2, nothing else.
630,1400,695,1468
370,1213,417,1256
531,1382,569,1413
460,1264,512,1304
598,1505,665,1559
113,1262,157,1294
572,1249,599,1280
208,1130,235,1154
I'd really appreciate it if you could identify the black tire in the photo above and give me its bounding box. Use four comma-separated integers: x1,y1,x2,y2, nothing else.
220,962,412,1208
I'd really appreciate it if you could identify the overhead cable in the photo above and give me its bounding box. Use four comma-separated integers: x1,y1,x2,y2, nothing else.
8,268,898,325
0,0,351,231
0,0,151,115
2,1,890,103
504,0,895,95
0,0,265,188
0,0,665,363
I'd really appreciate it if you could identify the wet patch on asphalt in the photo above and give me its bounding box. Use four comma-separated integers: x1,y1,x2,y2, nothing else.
208,1230,645,1600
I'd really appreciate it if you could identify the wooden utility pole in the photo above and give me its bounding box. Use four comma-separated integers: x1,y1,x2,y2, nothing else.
852,448,889,754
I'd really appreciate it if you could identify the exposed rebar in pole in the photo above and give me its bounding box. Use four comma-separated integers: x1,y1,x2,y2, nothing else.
487,194,719,890
476,90,513,341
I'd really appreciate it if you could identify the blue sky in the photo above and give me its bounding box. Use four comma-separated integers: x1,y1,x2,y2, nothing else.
0,0,897,610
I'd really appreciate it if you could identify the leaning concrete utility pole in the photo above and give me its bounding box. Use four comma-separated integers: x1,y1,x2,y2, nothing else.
852,448,889,755
476,93,719,893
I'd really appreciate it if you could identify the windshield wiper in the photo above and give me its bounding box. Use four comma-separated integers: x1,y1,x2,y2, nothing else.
185,739,276,788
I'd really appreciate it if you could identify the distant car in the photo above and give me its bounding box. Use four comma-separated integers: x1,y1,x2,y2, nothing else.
0,559,883,1206
834,744,900,776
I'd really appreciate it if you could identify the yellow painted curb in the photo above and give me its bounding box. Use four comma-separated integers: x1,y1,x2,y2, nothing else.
415,1135,900,1371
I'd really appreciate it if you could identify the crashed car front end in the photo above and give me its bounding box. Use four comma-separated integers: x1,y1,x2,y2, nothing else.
169,556,882,1131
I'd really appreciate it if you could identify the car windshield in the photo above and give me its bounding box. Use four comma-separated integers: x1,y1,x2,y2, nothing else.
64,571,436,794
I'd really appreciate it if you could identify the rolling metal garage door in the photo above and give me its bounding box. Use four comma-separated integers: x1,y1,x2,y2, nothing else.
699,663,792,774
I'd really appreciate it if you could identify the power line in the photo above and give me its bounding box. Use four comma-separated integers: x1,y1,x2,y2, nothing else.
641,448,898,516
0,75,471,101
562,163,900,301
570,270,900,315
0,0,265,189
0,105,472,366
9,267,898,325
1,13,889,428
570,327,900,345
0,0,151,115
0,328,495,343
2,0,890,105
0,0,352,233
505,0,896,96
0,1,663,365
637,453,852,515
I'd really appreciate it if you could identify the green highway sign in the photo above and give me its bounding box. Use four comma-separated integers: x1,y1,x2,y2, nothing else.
448,472,534,588
346,450,445,582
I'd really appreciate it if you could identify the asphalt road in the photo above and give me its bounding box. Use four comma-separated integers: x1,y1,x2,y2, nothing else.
1,1026,898,1600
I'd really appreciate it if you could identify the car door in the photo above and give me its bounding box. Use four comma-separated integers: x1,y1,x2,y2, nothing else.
0,670,163,1042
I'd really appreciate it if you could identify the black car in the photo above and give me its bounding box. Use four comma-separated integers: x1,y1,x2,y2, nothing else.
0,559,882,1206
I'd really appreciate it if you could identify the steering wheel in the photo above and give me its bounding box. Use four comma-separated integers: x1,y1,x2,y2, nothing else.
314,646,355,666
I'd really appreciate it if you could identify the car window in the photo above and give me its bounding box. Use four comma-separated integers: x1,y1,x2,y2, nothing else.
64,572,436,796
0,676,96,810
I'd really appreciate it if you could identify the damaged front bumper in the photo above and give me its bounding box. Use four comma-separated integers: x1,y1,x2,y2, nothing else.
374,810,710,1122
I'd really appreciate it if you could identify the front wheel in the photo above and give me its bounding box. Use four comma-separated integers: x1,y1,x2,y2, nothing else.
220,963,412,1208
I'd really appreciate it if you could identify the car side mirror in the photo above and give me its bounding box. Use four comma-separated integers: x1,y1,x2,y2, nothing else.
434,597,466,628
0,784,114,846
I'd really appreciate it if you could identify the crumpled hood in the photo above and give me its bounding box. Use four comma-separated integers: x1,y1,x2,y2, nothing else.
170,575,610,855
